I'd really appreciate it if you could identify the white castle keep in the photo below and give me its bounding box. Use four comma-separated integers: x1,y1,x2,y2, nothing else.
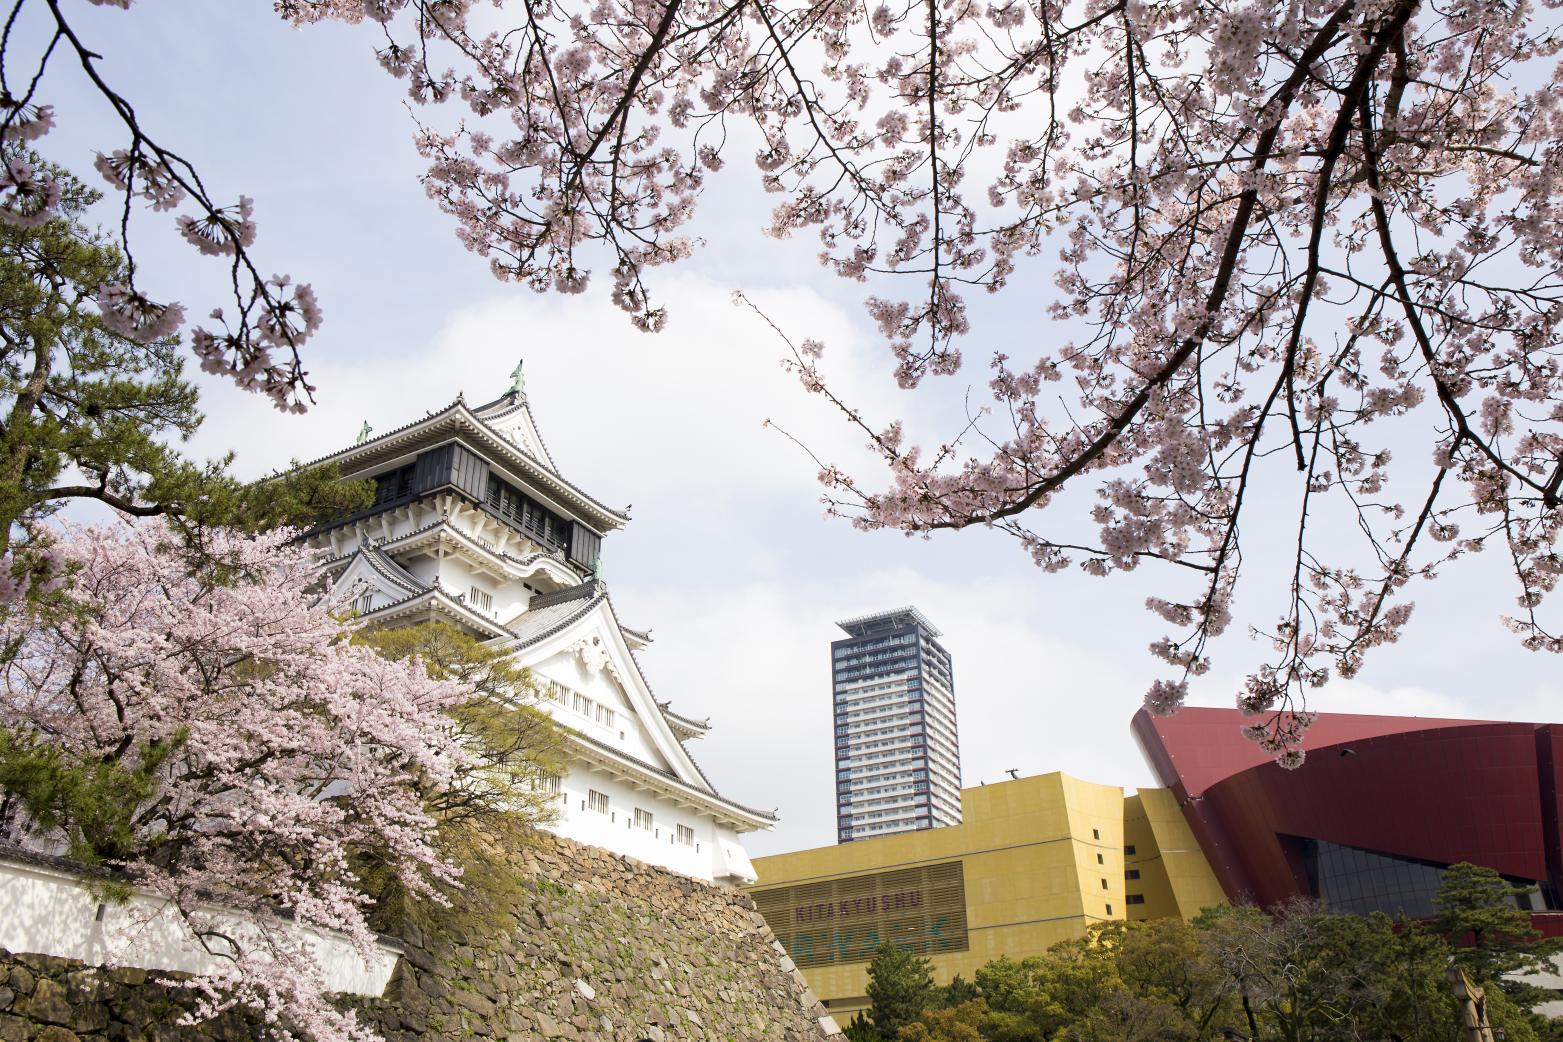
299,365,773,885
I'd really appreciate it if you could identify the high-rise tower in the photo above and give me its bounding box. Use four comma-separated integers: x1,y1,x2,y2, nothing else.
831,608,961,843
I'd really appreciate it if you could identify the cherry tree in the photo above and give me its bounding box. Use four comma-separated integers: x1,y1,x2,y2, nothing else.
0,518,471,1042
0,1,321,412
273,0,1563,761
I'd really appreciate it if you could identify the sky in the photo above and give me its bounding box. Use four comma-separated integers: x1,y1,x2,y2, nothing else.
18,2,1563,857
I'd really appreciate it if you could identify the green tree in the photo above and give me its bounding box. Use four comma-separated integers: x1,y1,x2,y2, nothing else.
941,974,979,1008
352,621,567,930
1434,862,1563,1009
1107,919,1234,1039
1200,900,1471,1042
0,160,366,554
862,941,940,1040
843,1015,888,1042
0,726,181,870
900,999,987,1042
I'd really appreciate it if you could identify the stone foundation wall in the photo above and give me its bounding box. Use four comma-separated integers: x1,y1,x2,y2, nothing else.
0,833,841,1042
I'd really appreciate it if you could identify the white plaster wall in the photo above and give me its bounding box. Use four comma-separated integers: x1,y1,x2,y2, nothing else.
0,857,399,995
545,764,756,885
532,651,660,766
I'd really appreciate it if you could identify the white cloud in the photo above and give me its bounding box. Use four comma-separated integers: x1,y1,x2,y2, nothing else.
191,273,904,507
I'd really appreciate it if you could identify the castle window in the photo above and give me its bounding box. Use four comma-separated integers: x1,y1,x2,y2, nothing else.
354,593,374,615
468,586,493,612
532,771,561,794
634,808,654,831
587,789,610,815
1126,894,1146,905
573,692,591,714
677,825,695,846
485,474,566,548
373,464,416,506
596,705,615,727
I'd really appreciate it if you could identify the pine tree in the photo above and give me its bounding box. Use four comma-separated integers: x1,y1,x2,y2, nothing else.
865,941,940,1039
1433,862,1562,1008
0,160,367,557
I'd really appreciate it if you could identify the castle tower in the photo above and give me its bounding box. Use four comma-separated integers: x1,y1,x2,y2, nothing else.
299,368,773,884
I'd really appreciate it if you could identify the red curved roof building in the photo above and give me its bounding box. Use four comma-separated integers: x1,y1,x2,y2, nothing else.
1132,706,1563,922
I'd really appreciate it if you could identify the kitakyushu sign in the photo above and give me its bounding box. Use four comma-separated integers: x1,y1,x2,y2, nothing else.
751,861,969,968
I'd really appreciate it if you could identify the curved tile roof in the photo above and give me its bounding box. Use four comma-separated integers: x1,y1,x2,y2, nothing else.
290,397,628,532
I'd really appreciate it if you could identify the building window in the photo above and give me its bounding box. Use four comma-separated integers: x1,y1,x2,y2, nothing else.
1096,853,1104,865
1105,903,1113,915
1125,869,1141,880
1092,829,1100,840
354,593,374,615
596,705,615,727
634,808,654,831
1101,879,1109,890
1126,894,1146,905
588,789,609,815
532,770,561,794
677,824,695,846
1124,845,1137,855
573,692,591,714
468,586,493,612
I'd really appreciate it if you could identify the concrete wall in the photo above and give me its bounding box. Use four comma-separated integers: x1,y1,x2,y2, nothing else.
0,851,398,997
0,831,840,1042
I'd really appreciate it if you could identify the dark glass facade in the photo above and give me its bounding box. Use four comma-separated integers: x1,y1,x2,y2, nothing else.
1298,837,1554,918
1300,839,1463,919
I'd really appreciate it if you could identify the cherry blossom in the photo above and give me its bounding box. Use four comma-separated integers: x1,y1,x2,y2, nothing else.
0,157,59,227
95,282,185,342
23,0,1562,760
1,4,321,411
0,519,471,1042
276,0,1563,760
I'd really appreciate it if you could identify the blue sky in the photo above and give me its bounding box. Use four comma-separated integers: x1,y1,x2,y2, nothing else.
22,1,1562,855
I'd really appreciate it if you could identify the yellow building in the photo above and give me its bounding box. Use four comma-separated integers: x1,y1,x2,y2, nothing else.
747,772,1226,1018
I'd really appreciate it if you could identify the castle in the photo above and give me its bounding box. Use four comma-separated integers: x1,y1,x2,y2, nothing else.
298,364,773,884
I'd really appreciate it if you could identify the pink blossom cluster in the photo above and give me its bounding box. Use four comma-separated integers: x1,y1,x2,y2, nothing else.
1,2,321,411
0,519,472,1042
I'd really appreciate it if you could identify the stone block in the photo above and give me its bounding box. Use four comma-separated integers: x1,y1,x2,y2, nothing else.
18,979,72,1026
